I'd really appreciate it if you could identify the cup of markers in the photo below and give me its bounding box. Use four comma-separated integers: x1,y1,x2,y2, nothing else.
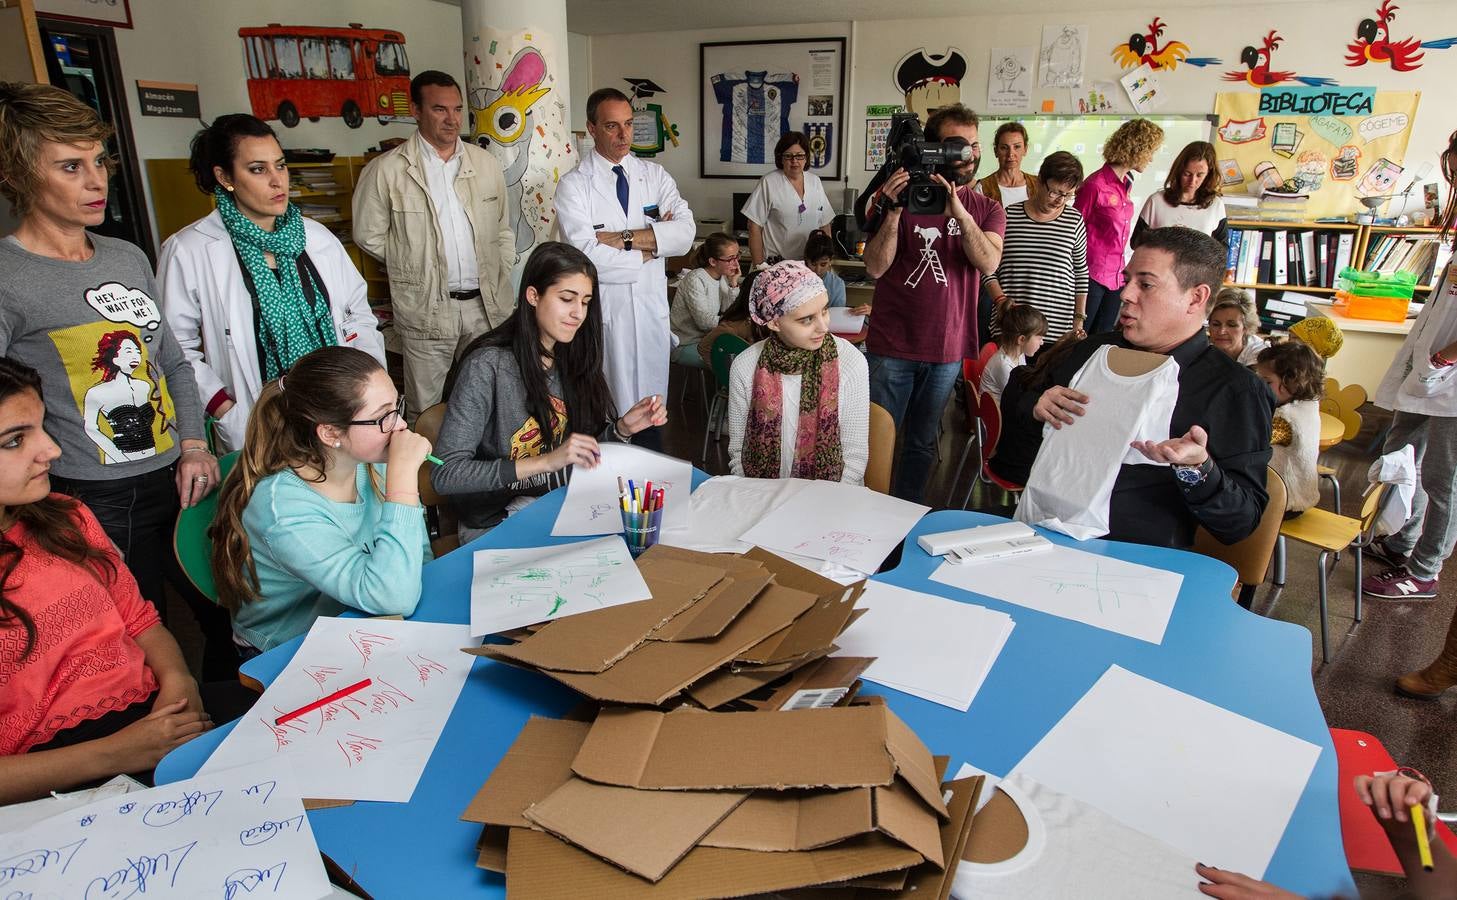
619,476,664,558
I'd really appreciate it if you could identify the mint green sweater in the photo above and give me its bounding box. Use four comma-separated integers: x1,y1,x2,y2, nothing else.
233,464,431,651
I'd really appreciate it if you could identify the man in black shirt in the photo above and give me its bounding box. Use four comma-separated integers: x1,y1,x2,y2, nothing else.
997,226,1273,548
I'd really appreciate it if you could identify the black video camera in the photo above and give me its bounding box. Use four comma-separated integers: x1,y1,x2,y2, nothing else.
881,112,975,216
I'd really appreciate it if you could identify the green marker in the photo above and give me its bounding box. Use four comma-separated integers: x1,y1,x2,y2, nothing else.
426,454,444,466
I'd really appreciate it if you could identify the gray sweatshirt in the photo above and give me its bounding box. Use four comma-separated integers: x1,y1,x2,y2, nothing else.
431,344,616,531
0,234,204,480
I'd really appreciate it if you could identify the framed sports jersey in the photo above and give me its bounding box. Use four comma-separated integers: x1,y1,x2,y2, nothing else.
700,37,846,180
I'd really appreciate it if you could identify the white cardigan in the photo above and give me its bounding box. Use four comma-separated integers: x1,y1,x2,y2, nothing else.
1271,398,1321,512
157,210,385,451
1374,263,1457,417
726,336,869,485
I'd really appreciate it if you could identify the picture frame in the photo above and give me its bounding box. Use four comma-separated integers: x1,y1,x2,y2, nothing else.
33,0,133,29
700,36,846,180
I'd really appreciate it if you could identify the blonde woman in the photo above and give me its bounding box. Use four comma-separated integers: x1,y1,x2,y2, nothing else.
210,346,432,654
1207,287,1268,366
1075,118,1165,334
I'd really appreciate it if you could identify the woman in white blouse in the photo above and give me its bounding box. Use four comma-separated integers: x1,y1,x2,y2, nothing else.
743,132,835,267
1134,140,1228,246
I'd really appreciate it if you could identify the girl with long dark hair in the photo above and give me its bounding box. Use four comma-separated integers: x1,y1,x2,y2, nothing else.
0,357,209,802
210,346,433,653
432,242,666,542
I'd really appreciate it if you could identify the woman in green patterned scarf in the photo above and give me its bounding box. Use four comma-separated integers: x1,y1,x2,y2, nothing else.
157,114,385,451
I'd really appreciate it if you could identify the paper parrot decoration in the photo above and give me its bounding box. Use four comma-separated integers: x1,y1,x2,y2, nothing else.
1112,18,1221,71
1346,1,1457,71
1223,30,1338,87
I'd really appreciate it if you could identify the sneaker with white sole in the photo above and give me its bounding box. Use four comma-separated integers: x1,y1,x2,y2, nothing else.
1363,536,1411,570
1362,567,1438,600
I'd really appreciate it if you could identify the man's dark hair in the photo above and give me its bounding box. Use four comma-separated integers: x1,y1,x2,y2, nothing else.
923,103,979,141
410,70,460,106
1037,150,1084,188
586,88,630,125
1136,226,1227,298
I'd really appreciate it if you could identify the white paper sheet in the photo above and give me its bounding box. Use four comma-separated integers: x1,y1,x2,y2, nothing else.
0,775,143,836
736,480,929,576
200,619,480,802
929,544,1181,644
835,581,1014,712
0,760,329,900
469,536,651,636
827,308,866,334
552,443,693,539
1012,665,1322,878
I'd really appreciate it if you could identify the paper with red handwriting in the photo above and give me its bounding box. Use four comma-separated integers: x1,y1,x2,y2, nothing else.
199,618,480,802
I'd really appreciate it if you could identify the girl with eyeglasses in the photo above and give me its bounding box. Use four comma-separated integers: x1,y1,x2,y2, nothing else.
210,346,433,655
432,243,665,544
743,132,835,268
671,232,742,366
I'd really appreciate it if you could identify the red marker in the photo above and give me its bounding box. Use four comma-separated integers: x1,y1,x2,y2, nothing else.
274,678,372,725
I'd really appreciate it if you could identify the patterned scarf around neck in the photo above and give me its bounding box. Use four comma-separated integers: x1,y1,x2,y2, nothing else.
214,188,334,379
742,334,843,481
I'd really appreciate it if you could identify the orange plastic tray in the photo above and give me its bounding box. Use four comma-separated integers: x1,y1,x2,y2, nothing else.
1333,291,1409,322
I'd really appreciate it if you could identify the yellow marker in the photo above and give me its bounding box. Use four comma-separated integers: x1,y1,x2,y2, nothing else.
1412,803,1435,872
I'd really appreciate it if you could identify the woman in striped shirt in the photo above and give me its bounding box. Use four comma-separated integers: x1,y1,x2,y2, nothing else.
984,151,1090,344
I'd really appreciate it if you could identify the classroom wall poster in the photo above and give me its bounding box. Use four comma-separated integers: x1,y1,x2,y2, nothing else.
701,37,846,179
863,104,900,171
1039,25,1088,89
1212,88,1419,217
987,48,1033,113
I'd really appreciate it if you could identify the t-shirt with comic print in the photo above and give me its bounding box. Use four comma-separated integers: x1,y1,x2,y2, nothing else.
0,234,203,480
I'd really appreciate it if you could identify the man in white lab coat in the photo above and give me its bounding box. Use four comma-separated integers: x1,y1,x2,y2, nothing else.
554,88,695,447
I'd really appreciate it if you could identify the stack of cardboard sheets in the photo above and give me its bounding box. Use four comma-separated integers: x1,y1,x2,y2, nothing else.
463,703,982,898
466,545,873,711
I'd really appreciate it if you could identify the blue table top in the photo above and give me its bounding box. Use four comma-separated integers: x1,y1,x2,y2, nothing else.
158,474,1353,897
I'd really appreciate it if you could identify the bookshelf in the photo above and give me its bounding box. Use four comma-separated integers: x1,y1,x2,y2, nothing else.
1358,225,1451,293
1224,219,1362,296
1225,219,1449,297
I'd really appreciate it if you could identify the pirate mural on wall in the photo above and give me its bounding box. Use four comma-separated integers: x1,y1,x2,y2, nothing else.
465,28,574,259
893,48,967,119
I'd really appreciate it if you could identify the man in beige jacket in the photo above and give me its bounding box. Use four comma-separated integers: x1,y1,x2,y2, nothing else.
354,70,515,415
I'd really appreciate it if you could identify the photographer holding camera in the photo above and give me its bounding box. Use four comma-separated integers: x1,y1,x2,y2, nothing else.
862,104,1005,503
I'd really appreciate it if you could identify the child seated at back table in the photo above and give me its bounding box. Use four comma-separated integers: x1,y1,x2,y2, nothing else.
803,231,871,317
1254,341,1325,516
210,346,434,655
698,270,767,367
727,261,869,484
0,357,210,801
982,303,1048,403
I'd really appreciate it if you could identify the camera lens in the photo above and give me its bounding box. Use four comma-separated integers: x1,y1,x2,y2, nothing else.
910,184,938,208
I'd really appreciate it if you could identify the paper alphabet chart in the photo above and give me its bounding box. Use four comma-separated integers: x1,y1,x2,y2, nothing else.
200,618,479,802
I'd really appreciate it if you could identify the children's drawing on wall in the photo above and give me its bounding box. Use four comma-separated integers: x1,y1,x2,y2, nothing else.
1111,17,1222,71
466,27,573,259
986,47,1032,113
1346,0,1457,71
1119,63,1165,114
1080,83,1118,114
624,78,679,158
1357,157,1404,196
893,48,966,119
237,25,413,128
1331,145,1362,180
1271,122,1304,157
1219,158,1245,186
1039,25,1088,89
1223,30,1338,87
1219,117,1268,144
1294,150,1327,192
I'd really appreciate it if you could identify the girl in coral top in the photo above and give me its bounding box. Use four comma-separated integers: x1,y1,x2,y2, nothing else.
0,357,210,802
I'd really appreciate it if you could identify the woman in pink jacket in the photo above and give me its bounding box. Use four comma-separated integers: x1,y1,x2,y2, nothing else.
1075,119,1164,334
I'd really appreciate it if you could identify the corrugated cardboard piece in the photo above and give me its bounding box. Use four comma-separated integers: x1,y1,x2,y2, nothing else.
465,546,868,710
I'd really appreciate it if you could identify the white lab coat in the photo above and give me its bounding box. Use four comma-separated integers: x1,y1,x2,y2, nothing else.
157,210,386,451
554,150,695,412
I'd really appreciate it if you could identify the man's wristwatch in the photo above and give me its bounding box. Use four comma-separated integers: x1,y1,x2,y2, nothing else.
621,230,634,251
1173,458,1213,487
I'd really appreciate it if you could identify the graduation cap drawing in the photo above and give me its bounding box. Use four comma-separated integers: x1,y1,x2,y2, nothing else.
624,77,667,101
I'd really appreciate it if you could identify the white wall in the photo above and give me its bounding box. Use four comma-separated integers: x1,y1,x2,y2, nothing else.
590,1,1456,223
567,30,591,132
111,0,467,250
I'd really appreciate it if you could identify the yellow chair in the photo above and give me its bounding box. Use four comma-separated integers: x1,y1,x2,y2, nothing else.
1193,467,1286,609
1317,377,1366,514
1273,482,1389,663
414,402,461,558
865,402,895,495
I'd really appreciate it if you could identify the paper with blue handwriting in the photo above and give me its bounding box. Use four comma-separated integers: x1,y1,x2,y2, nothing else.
469,535,652,636
736,480,930,575
199,618,479,802
552,443,693,539
0,759,329,900
930,543,1180,644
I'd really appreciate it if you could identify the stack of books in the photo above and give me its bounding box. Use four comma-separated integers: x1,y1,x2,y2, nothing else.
1363,234,1452,286
1226,228,1356,289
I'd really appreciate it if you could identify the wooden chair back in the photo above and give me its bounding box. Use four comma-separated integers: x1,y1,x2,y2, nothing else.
1193,466,1288,589
865,402,896,495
